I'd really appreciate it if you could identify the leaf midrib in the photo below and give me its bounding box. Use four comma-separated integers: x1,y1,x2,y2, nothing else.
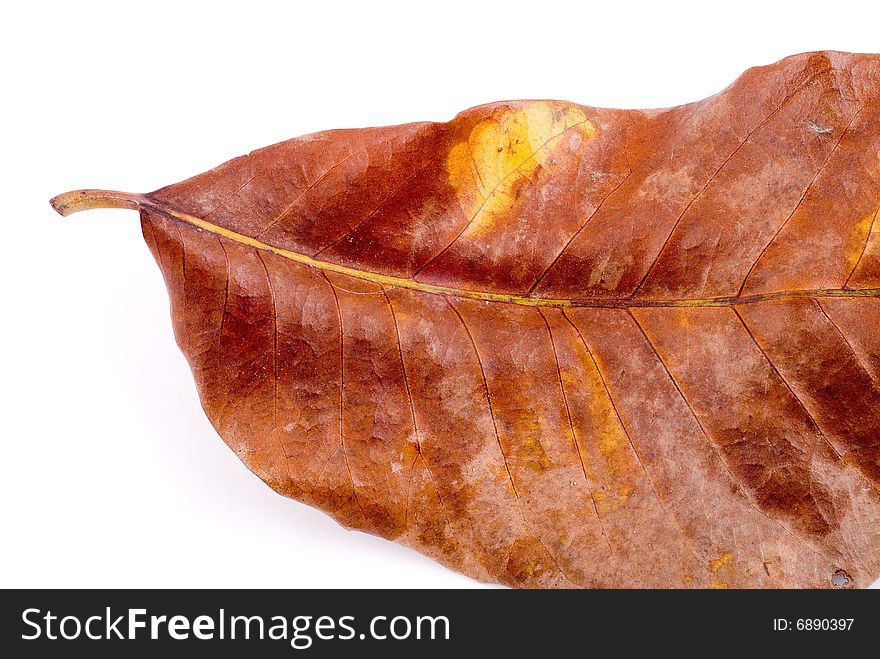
148,201,880,308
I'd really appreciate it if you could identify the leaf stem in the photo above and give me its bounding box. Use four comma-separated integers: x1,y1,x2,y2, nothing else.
49,189,145,217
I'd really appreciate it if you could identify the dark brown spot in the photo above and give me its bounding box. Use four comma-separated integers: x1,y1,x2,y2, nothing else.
831,569,852,588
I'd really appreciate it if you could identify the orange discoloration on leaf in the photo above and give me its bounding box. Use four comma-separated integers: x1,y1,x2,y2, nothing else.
849,206,880,286
578,349,641,514
709,551,734,573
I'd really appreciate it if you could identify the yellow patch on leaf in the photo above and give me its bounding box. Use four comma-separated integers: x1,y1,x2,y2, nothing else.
572,350,640,516
447,101,595,238
709,551,734,573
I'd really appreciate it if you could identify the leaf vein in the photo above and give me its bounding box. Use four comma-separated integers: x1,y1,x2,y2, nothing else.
629,308,838,564
157,203,880,309
446,298,576,586
738,103,866,295
384,290,454,533
320,271,375,532
633,68,833,297
565,309,697,562
844,204,880,288
528,115,688,294
540,308,621,579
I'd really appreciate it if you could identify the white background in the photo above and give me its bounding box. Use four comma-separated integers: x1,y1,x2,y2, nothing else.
2,0,879,588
